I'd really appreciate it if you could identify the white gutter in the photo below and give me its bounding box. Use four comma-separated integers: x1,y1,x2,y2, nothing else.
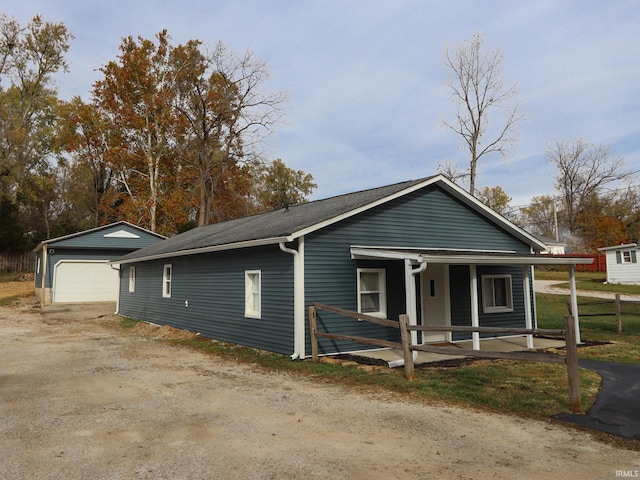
112,236,292,265
279,238,305,360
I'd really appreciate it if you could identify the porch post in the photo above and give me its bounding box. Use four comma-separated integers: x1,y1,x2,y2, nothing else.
404,259,418,347
568,265,581,344
469,265,480,350
522,265,534,349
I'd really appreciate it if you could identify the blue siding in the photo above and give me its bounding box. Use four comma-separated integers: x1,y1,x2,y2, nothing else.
118,245,296,355
53,224,163,249
305,185,533,354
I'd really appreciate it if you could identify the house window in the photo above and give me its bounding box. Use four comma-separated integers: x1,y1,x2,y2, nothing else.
162,264,172,298
617,250,637,264
357,268,387,318
481,275,513,313
129,266,136,293
245,270,261,318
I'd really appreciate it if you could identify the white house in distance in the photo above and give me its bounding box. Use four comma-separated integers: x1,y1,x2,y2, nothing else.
598,243,640,285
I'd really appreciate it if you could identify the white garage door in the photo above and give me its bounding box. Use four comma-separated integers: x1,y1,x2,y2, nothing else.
53,261,119,303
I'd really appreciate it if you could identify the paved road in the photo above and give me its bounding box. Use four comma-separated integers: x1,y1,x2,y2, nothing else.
536,280,640,440
535,280,640,301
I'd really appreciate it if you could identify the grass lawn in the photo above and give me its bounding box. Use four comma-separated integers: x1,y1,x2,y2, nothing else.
536,292,640,364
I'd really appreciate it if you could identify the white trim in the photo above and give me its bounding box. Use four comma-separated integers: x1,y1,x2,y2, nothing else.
244,270,262,319
522,266,534,349
470,265,480,350
104,230,140,239
598,243,637,252
480,274,514,313
112,236,292,265
51,259,117,303
33,221,165,252
350,246,593,266
357,268,387,318
162,264,172,298
128,266,136,292
278,238,306,359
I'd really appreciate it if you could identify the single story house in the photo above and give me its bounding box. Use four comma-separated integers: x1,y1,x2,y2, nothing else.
34,221,165,305
113,175,591,359
598,243,640,285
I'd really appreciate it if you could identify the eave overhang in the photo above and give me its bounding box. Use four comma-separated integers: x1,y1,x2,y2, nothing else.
350,246,594,266
111,236,293,265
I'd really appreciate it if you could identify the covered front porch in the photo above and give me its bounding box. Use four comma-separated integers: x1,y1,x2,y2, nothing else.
351,336,567,366
351,246,593,348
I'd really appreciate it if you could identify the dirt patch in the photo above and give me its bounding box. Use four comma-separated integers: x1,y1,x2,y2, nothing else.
0,280,34,301
130,322,200,340
0,300,638,479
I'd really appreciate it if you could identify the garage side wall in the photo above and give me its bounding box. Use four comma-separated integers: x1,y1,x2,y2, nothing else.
118,245,295,355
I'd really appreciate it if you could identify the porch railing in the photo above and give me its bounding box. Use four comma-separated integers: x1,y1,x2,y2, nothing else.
309,303,581,413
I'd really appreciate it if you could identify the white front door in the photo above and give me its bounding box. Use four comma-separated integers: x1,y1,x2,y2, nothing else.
420,264,450,343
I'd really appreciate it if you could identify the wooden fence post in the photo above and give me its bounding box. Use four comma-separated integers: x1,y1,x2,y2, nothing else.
309,306,318,362
398,314,414,381
615,293,622,334
564,315,581,413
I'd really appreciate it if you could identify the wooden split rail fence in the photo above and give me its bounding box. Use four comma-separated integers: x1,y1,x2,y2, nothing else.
568,294,640,334
309,302,582,413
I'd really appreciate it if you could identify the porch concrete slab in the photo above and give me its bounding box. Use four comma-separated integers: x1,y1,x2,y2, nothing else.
352,336,566,366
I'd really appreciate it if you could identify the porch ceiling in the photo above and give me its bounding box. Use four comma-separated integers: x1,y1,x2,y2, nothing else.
350,246,594,266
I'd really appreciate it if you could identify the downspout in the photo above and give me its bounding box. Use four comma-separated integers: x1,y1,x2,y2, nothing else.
569,265,581,344
111,264,121,314
279,238,305,360
40,244,47,307
391,259,427,367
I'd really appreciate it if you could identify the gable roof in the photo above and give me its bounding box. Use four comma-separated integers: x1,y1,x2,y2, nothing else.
598,243,638,252
34,221,166,252
114,175,547,265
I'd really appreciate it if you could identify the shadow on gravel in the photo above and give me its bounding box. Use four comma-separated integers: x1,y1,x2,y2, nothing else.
40,302,117,321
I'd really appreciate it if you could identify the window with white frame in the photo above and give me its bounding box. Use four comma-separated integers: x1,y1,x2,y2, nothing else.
617,250,637,264
129,266,136,292
481,274,513,313
245,270,261,318
357,268,387,317
162,264,172,298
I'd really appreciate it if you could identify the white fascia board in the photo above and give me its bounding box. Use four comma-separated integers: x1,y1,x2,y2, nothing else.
419,254,594,266
111,236,292,265
351,246,593,266
598,243,638,252
291,177,443,239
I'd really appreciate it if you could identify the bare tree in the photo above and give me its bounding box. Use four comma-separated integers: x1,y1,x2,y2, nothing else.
548,138,637,235
442,33,523,195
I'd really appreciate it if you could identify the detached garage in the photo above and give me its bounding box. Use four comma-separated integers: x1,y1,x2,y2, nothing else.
34,222,165,305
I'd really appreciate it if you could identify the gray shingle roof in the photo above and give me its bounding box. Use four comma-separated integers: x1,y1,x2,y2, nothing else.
116,177,433,263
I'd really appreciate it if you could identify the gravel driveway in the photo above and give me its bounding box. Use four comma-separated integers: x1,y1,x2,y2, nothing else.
1,301,638,479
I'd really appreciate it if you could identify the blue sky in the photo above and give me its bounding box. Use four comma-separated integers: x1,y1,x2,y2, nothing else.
6,1,640,206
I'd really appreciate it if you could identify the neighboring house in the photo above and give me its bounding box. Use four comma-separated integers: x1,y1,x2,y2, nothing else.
113,175,590,359
535,235,566,255
34,221,165,305
598,243,640,285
